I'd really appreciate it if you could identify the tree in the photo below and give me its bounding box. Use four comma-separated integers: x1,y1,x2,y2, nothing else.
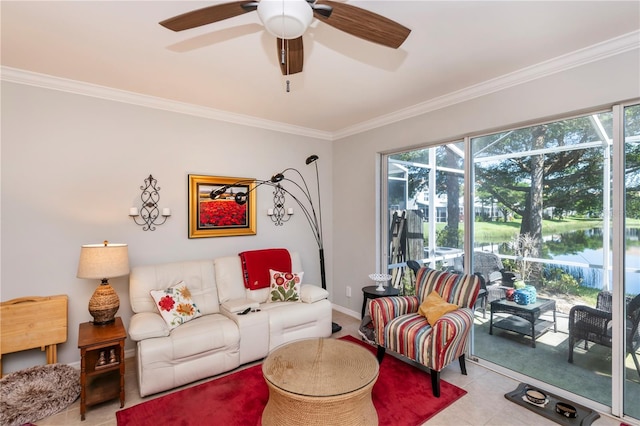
443,146,462,247
474,114,612,285
625,105,640,219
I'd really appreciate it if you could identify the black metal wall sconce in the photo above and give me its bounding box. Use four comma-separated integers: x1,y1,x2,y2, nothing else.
267,184,294,226
129,174,171,231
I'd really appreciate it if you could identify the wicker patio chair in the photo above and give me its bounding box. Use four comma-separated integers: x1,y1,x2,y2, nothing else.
568,291,640,378
406,260,421,276
472,252,518,305
472,273,489,318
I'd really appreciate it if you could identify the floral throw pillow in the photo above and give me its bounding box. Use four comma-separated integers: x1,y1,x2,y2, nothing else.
268,269,304,303
150,281,202,330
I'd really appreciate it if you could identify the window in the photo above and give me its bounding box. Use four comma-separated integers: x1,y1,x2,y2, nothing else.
385,142,464,294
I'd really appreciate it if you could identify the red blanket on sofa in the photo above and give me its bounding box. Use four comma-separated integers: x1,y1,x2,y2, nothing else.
239,248,292,290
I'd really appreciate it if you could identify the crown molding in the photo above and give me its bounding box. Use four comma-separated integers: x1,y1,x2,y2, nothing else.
2,30,638,141
333,30,640,140
0,66,334,141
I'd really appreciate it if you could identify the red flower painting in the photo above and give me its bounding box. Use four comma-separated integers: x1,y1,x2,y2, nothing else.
188,175,256,238
199,200,247,227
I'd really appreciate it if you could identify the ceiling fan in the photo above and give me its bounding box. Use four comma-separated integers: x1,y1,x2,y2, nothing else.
160,0,411,75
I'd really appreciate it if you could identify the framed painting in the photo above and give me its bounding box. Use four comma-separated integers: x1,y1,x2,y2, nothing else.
188,174,257,238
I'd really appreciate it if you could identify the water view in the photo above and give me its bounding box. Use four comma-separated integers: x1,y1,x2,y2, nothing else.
544,228,640,295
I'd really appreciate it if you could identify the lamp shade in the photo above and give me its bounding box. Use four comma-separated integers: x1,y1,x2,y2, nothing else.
77,243,129,279
257,0,313,39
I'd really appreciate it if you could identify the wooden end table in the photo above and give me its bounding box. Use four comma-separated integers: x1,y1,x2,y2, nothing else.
78,317,126,420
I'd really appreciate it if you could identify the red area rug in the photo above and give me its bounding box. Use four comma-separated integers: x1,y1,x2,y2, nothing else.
116,335,466,425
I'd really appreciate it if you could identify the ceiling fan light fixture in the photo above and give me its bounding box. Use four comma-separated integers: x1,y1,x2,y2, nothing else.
257,0,313,39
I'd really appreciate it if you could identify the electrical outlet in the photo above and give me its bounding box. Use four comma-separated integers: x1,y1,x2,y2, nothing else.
346,286,352,297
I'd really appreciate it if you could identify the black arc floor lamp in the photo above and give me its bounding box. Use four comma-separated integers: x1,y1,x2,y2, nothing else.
210,154,341,333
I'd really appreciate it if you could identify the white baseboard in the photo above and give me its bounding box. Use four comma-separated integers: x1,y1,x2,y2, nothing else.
331,303,360,320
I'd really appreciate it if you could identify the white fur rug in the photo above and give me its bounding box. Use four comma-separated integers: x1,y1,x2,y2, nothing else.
1,363,80,426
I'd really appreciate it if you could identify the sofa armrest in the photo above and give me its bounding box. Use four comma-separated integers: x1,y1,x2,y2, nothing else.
128,312,170,341
429,307,474,370
221,298,260,314
432,307,474,341
488,271,503,283
300,284,329,303
569,305,611,335
369,296,420,345
220,304,270,364
486,284,508,303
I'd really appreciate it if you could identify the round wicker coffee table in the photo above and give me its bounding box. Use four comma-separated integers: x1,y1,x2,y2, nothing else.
261,338,379,426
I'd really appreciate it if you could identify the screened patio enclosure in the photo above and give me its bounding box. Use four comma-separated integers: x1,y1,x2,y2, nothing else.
382,103,640,422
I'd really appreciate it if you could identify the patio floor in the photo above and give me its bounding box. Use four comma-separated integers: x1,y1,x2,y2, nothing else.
472,307,640,420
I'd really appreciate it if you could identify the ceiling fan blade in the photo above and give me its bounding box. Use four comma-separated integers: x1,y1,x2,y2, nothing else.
311,3,333,18
314,0,410,49
160,1,258,32
277,37,304,75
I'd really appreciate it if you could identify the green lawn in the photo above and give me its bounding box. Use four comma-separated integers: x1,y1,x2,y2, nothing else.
426,217,640,245
473,217,607,244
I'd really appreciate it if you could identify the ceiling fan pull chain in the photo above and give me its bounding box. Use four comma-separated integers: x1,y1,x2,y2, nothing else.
280,15,290,93
286,39,290,76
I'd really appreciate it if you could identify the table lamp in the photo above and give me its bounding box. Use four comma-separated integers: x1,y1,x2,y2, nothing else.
77,241,129,325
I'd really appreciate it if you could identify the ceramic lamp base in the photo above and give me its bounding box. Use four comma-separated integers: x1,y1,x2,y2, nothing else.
375,284,386,292
89,281,119,325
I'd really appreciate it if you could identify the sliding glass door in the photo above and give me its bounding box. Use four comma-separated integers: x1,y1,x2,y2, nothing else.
380,102,640,423
471,111,617,406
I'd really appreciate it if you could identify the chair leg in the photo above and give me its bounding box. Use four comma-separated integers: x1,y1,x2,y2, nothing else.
458,354,467,375
430,369,441,398
568,338,575,363
376,345,386,363
630,351,640,380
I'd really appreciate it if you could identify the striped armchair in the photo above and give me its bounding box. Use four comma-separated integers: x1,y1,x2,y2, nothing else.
369,268,480,397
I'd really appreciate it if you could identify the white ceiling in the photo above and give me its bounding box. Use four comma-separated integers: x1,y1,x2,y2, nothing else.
2,1,639,138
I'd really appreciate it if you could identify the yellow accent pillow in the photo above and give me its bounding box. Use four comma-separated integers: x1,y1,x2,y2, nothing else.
418,291,458,325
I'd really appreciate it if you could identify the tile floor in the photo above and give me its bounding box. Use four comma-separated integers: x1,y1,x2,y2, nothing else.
36,310,626,426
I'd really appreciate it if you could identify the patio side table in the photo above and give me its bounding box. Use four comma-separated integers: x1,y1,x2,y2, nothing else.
489,297,557,348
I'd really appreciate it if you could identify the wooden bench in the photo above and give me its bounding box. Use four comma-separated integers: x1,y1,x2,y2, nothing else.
0,295,68,375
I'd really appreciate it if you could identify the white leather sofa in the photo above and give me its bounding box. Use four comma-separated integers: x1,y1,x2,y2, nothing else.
128,251,332,397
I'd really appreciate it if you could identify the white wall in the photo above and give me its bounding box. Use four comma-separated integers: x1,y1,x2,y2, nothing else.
0,82,332,373
331,50,640,316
